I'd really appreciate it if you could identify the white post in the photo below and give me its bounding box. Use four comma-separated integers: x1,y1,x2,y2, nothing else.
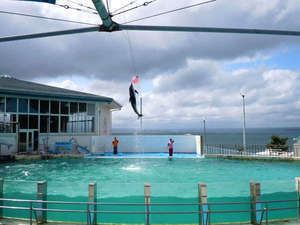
296,177,300,218
144,183,151,225
88,183,97,225
36,181,47,224
250,182,260,225
0,178,3,218
241,94,246,151
198,183,208,225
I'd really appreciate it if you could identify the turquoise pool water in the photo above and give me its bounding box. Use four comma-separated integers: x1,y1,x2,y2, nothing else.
1,158,299,224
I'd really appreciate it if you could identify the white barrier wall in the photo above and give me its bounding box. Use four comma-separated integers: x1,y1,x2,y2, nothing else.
0,133,17,155
40,134,202,155
39,134,93,152
91,135,202,154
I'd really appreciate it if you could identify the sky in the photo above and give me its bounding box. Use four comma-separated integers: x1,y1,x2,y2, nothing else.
0,0,300,130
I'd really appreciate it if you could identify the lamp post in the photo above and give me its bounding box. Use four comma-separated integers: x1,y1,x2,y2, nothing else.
203,119,206,147
241,94,246,151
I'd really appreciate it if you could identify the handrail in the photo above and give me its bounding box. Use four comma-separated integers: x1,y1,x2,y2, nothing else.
0,198,298,215
1,198,298,206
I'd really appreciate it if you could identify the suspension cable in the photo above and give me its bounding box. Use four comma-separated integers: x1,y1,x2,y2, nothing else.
55,4,99,15
64,0,97,12
112,0,157,17
110,1,137,14
123,0,216,24
0,10,98,26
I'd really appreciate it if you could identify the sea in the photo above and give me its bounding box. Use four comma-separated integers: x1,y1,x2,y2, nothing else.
113,127,300,146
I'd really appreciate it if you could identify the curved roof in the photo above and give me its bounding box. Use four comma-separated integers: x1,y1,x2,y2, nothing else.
0,76,122,109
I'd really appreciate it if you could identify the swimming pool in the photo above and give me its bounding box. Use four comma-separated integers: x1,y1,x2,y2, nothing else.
1,158,299,224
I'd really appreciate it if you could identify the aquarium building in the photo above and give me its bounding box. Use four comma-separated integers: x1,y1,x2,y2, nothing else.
0,75,121,154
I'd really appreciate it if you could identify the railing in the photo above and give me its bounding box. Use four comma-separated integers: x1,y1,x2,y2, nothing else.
0,197,299,225
204,144,294,158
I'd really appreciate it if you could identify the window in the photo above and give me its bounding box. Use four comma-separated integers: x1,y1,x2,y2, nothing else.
60,116,69,133
40,116,49,133
29,115,38,129
87,104,95,115
19,115,28,129
0,97,4,112
51,101,59,114
70,102,78,114
79,103,86,113
40,100,49,114
6,97,17,112
60,102,69,114
50,116,59,132
29,99,38,113
18,98,28,113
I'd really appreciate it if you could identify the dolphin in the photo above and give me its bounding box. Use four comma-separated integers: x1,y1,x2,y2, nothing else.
129,83,143,118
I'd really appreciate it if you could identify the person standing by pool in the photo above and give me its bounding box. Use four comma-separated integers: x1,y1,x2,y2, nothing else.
112,137,119,155
168,138,174,157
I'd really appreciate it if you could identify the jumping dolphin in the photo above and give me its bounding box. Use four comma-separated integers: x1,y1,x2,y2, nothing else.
129,83,143,118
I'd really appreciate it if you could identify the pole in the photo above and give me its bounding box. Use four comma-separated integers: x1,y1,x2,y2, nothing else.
144,183,151,225
88,183,97,225
241,94,246,151
203,119,206,147
250,182,261,225
140,97,143,132
0,178,3,219
296,177,300,218
36,181,47,224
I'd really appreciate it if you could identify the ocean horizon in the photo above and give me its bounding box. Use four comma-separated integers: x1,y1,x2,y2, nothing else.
112,127,300,146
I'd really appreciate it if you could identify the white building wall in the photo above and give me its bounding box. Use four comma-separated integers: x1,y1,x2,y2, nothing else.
97,104,112,136
0,133,18,155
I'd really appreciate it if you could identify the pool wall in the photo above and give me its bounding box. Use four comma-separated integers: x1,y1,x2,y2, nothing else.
1,179,300,224
40,134,202,155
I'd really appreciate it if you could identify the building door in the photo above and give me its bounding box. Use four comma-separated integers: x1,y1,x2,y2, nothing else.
18,132,27,153
18,130,39,153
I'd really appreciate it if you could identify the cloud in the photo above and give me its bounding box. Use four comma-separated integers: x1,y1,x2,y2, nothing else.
1,0,300,80
1,0,300,129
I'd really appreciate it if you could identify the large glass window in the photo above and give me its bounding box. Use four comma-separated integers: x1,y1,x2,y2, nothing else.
40,116,49,133
87,104,95,115
0,97,5,112
29,115,38,129
51,101,59,114
70,102,78,114
50,116,59,132
60,102,69,114
40,100,49,114
19,115,28,129
18,98,28,113
79,103,86,113
60,116,69,133
29,99,38,113
6,97,17,112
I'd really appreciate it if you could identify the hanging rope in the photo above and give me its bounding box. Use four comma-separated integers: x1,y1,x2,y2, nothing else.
112,0,157,17
123,0,216,24
0,9,98,25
